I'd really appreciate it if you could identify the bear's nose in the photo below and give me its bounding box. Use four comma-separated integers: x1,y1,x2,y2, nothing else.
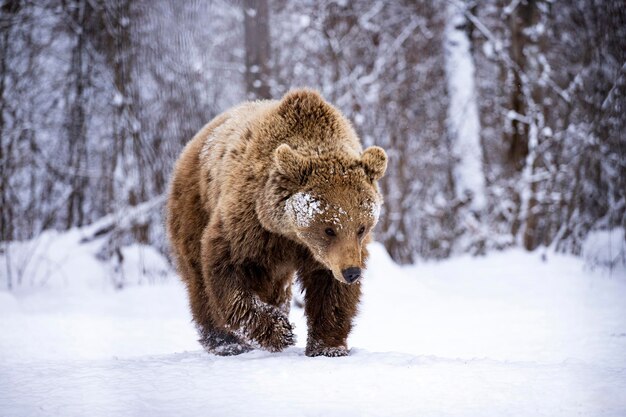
342,267,361,283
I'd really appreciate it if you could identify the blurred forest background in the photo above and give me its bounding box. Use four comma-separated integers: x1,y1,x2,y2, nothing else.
1,0,625,289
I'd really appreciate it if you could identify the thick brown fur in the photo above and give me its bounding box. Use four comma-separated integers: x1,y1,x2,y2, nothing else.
166,88,387,357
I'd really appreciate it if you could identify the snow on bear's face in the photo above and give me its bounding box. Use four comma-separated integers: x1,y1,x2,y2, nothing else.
275,144,387,284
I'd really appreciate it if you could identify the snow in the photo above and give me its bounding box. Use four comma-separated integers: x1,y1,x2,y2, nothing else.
1,228,170,291
582,228,626,271
364,199,381,221
285,192,324,227
1,236,626,416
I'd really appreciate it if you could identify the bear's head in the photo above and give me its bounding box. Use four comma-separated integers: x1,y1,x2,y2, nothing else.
274,144,387,284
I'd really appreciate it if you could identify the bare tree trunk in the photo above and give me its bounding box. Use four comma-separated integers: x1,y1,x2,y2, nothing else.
243,0,271,100
105,0,146,200
0,2,15,245
507,1,536,170
0,0,22,291
507,0,541,249
65,0,89,229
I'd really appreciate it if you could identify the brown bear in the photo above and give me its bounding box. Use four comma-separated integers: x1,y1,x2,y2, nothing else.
166,88,387,357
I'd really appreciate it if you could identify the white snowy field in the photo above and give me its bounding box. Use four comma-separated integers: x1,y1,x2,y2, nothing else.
1,240,626,417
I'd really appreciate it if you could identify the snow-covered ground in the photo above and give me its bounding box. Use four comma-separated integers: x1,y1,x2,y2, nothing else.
1,239,625,416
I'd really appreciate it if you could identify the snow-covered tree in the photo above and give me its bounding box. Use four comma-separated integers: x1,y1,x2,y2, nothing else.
1,0,624,286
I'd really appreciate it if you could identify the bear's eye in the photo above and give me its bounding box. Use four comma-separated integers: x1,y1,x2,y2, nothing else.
325,228,336,237
357,226,366,236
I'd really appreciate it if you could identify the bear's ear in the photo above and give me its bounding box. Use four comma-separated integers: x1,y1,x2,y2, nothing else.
360,146,388,182
274,144,311,185
277,88,327,120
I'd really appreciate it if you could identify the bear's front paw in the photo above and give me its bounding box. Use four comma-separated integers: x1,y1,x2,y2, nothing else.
306,345,349,357
305,337,349,357
200,329,253,356
251,310,296,352
233,298,296,352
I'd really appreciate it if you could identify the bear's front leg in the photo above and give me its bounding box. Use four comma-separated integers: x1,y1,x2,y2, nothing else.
299,267,361,357
203,224,296,353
